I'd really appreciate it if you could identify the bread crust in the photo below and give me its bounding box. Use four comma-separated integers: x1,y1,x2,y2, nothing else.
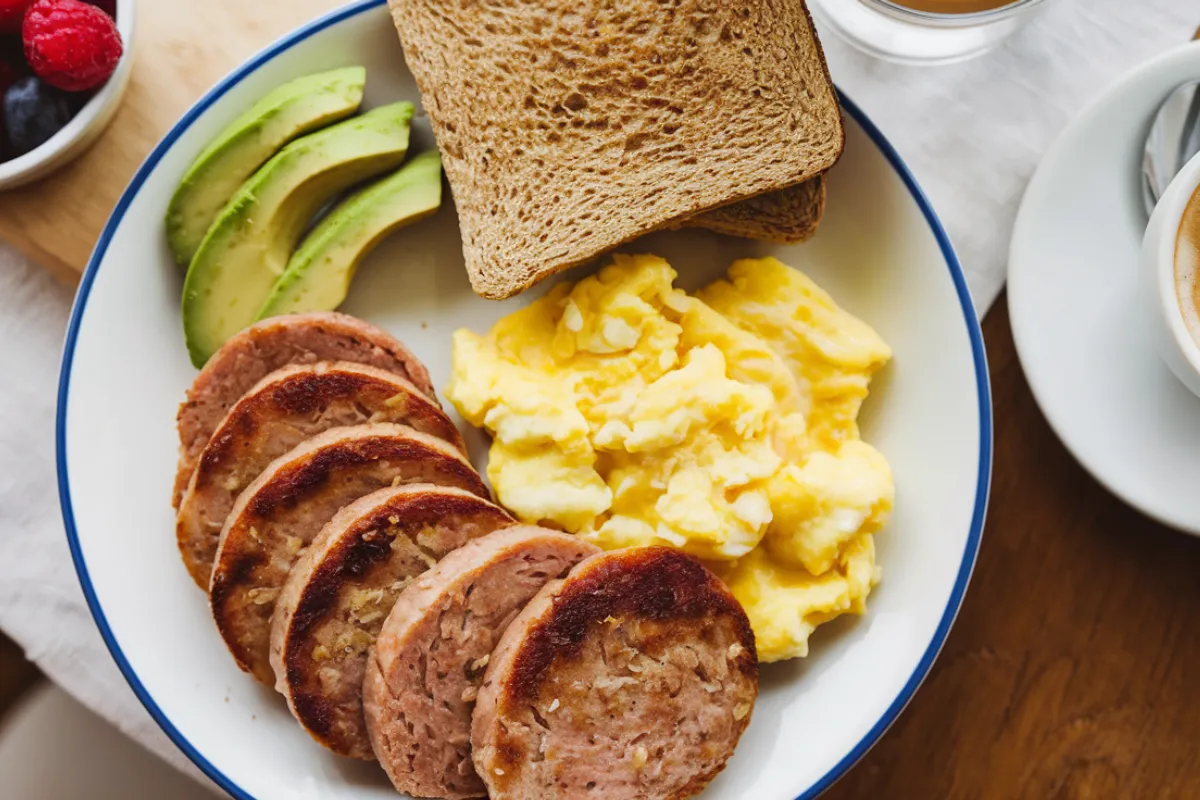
686,174,827,243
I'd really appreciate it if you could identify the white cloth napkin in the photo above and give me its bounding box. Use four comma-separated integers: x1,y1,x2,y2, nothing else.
0,0,1191,785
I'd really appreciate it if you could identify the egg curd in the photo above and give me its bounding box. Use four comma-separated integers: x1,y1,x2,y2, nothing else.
446,254,893,661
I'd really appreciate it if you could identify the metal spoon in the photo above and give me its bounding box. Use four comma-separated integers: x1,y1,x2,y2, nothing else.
1141,28,1200,217
1143,81,1200,217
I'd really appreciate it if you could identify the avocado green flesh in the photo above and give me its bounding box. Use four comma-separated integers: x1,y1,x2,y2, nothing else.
181,102,415,367
257,150,443,320
166,66,367,267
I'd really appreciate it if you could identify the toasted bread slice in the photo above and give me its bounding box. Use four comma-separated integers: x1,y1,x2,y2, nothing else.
209,423,487,685
388,0,843,299
687,175,827,244
270,485,516,760
176,361,464,588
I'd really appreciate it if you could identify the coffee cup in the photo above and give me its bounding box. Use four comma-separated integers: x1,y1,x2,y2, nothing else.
1141,149,1200,397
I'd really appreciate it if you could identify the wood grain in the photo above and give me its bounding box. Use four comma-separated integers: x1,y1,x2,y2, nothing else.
824,296,1200,800
0,0,344,285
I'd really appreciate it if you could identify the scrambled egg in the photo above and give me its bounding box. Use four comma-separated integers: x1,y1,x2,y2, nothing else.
447,254,893,661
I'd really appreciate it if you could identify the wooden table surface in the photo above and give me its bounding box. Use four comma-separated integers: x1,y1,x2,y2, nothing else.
1,1,1198,796
823,298,1200,799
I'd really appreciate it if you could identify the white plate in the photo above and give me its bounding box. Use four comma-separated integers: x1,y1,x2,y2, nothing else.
1009,43,1200,536
56,2,991,798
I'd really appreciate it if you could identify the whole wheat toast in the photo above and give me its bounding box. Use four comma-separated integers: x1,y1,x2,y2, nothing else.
388,0,843,299
685,174,827,243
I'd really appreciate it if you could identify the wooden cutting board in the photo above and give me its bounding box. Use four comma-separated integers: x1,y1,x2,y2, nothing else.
0,0,345,286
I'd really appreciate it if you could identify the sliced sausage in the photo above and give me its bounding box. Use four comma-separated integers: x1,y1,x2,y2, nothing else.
472,547,758,800
177,361,463,587
363,527,598,799
174,312,436,507
209,423,486,685
270,484,516,759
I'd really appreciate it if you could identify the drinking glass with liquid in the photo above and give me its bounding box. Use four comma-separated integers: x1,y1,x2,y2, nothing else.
808,0,1051,65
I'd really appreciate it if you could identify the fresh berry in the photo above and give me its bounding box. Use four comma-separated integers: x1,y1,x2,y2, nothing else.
85,0,113,18
23,0,121,92
3,75,71,154
0,0,30,33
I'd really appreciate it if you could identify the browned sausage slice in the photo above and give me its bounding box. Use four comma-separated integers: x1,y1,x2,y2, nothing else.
472,547,759,800
177,361,464,587
174,312,436,507
270,484,515,759
209,423,486,685
363,527,598,799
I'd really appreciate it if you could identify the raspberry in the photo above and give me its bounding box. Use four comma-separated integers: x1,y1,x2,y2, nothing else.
23,0,122,92
0,0,30,33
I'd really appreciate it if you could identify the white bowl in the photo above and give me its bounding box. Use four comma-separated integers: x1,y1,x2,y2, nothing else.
0,0,135,190
57,2,991,798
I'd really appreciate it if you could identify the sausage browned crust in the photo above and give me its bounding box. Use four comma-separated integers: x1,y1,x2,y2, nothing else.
177,361,463,587
174,312,436,507
270,484,515,759
364,527,598,798
472,547,758,800
209,423,487,685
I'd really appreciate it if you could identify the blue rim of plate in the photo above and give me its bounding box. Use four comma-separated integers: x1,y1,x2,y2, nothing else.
55,1,992,797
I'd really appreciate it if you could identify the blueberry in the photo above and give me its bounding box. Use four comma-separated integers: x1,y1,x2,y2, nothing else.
4,76,74,156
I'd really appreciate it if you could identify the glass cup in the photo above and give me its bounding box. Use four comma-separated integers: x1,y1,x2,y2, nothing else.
808,0,1051,65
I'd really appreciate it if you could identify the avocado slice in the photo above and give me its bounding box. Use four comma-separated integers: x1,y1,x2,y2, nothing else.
181,102,414,367
257,150,443,320
166,66,367,267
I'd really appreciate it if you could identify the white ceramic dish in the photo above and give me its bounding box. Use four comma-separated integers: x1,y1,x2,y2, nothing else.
57,2,991,798
1009,42,1200,536
0,0,135,190
1141,148,1200,398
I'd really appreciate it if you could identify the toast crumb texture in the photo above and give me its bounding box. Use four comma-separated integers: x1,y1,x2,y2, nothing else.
388,0,843,298
686,174,826,243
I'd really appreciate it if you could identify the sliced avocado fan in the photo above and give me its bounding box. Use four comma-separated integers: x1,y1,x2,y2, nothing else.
166,66,367,267
257,150,443,320
181,102,414,367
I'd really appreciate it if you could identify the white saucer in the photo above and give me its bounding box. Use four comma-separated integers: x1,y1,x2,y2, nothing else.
1009,42,1200,536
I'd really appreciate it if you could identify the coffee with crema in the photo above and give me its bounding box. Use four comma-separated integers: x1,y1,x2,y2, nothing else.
1174,184,1200,343
885,0,1018,12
